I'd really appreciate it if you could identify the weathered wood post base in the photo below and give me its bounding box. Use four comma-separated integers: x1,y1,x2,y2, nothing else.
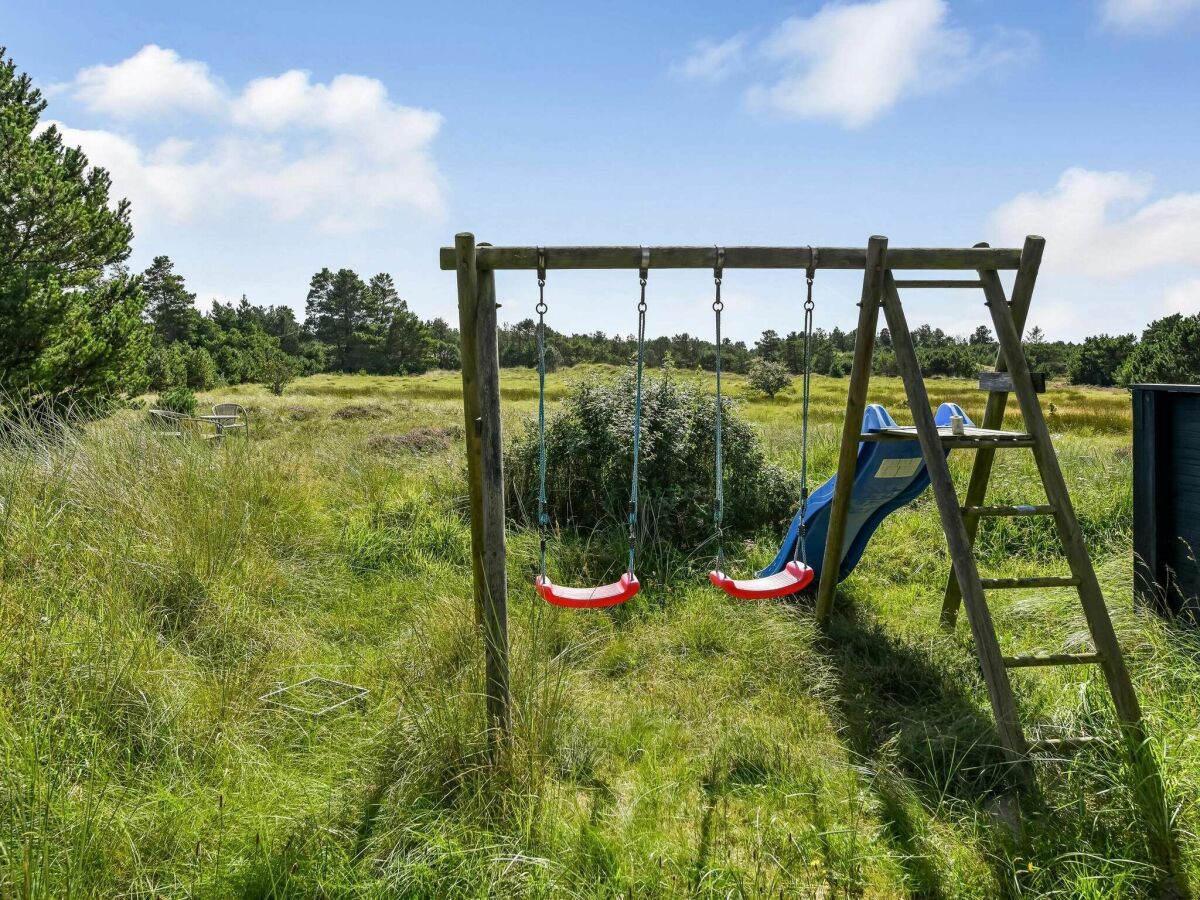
455,233,511,750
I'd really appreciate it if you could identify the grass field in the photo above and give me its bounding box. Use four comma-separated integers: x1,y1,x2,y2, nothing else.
2,367,1198,898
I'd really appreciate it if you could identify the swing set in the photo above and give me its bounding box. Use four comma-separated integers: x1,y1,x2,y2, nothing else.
530,245,818,607
444,233,1180,881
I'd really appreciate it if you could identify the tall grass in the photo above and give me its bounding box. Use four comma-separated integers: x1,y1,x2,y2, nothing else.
0,370,1194,897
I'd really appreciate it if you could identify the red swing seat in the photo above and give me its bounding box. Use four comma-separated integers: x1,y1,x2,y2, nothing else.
708,560,814,600
536,572,640,609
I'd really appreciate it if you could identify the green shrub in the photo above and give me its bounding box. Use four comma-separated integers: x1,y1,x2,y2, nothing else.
1069,333,1135,386
506,369,797,546
1117,313,1200,386
156,386,196,416
259,353,294,396
747,358,792,399
185,346,218,390
147,344,188,390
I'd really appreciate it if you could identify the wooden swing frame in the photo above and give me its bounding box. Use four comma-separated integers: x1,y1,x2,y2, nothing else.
442,232,1181,886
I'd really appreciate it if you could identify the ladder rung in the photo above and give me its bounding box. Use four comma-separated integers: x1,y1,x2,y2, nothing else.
980,576,1080,590
962,504,1055,518
943,436,1037,449
1028,735,1104,754
893,279,984,289
862,427,1036,448
1003,652,1103,668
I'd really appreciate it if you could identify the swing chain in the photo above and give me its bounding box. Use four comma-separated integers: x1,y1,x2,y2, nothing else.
627,248,650,575
795,247,817,565
535,247,550,578
712,246,726,571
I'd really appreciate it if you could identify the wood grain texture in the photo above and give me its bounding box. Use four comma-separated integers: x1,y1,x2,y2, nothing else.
940,236,1046,626
815,237,887,621
1003,653,1103,668
979,371,1046,393
438,244,1024,272
880,271,1033,779
455,235,485,627
455,234,511,748
475,263,511,744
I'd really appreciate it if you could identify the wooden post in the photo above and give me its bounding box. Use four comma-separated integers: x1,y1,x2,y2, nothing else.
456,235,485,626
454,233,511,747
815,236,888,621
880,272,1032,780
940,237,1045,627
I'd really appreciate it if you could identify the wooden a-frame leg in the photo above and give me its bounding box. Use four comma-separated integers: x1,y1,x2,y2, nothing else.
983,271,1142,731
984,273,1188,890
940,237,1046,627
815,236,888,621
882,272,1033,780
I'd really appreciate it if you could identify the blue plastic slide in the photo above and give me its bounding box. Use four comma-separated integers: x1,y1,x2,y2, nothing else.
759,402,973,584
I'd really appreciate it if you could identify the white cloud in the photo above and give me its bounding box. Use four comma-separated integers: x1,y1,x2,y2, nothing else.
64,45,223,118
1161,278,1200,315
988,169,1200,338
1100,0,1200,30
670,35,747,83
45,122,217,223
681,0,1035,127
990,167,1200,278
50,47,445,232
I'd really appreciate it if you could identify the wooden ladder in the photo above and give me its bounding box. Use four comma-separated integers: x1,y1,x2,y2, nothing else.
816,237,1185,890
880,261,1147,782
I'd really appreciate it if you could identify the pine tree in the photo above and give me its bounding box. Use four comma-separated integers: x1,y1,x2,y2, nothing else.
143,255,199,345
305,267,368,371
0,49,149,415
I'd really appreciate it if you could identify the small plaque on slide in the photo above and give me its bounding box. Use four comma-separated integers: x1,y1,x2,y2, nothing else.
875,457,922,479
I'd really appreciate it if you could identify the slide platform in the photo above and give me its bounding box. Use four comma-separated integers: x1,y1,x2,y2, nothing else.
760,402,972,585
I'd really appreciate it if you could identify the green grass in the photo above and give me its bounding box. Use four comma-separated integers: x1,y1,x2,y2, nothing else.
0,367,1196,898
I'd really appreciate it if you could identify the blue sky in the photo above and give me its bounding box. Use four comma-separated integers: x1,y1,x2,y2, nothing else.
5,0,1200,341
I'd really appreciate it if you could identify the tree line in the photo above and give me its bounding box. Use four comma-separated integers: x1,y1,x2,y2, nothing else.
140,255,462,397
1,46,1196,420
497,316,1200,388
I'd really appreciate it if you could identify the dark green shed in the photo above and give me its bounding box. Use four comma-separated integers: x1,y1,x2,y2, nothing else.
1133,383,1200,622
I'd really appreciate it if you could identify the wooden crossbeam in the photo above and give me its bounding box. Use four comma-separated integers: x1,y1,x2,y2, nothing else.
893,279,984,288
438,244,1023,272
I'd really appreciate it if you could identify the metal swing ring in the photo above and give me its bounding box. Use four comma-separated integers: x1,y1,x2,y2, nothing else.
637,247,649,312
804,246,816,312
536,246,548,313
712,246,725,312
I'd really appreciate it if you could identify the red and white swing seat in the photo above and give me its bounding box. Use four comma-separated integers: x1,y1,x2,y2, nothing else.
708,560,814,600
536,572,640,608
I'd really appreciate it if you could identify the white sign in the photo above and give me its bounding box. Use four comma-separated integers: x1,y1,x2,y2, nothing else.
875,457,922,479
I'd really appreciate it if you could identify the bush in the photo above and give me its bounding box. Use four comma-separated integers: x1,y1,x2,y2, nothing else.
259,354,294,396
156,386,196,416
1117,313,1200,386
147,344,188,391
747,359,792,399
1069,334,1135,386
917,345,977,378
185,347,218,390
506,369,797,547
